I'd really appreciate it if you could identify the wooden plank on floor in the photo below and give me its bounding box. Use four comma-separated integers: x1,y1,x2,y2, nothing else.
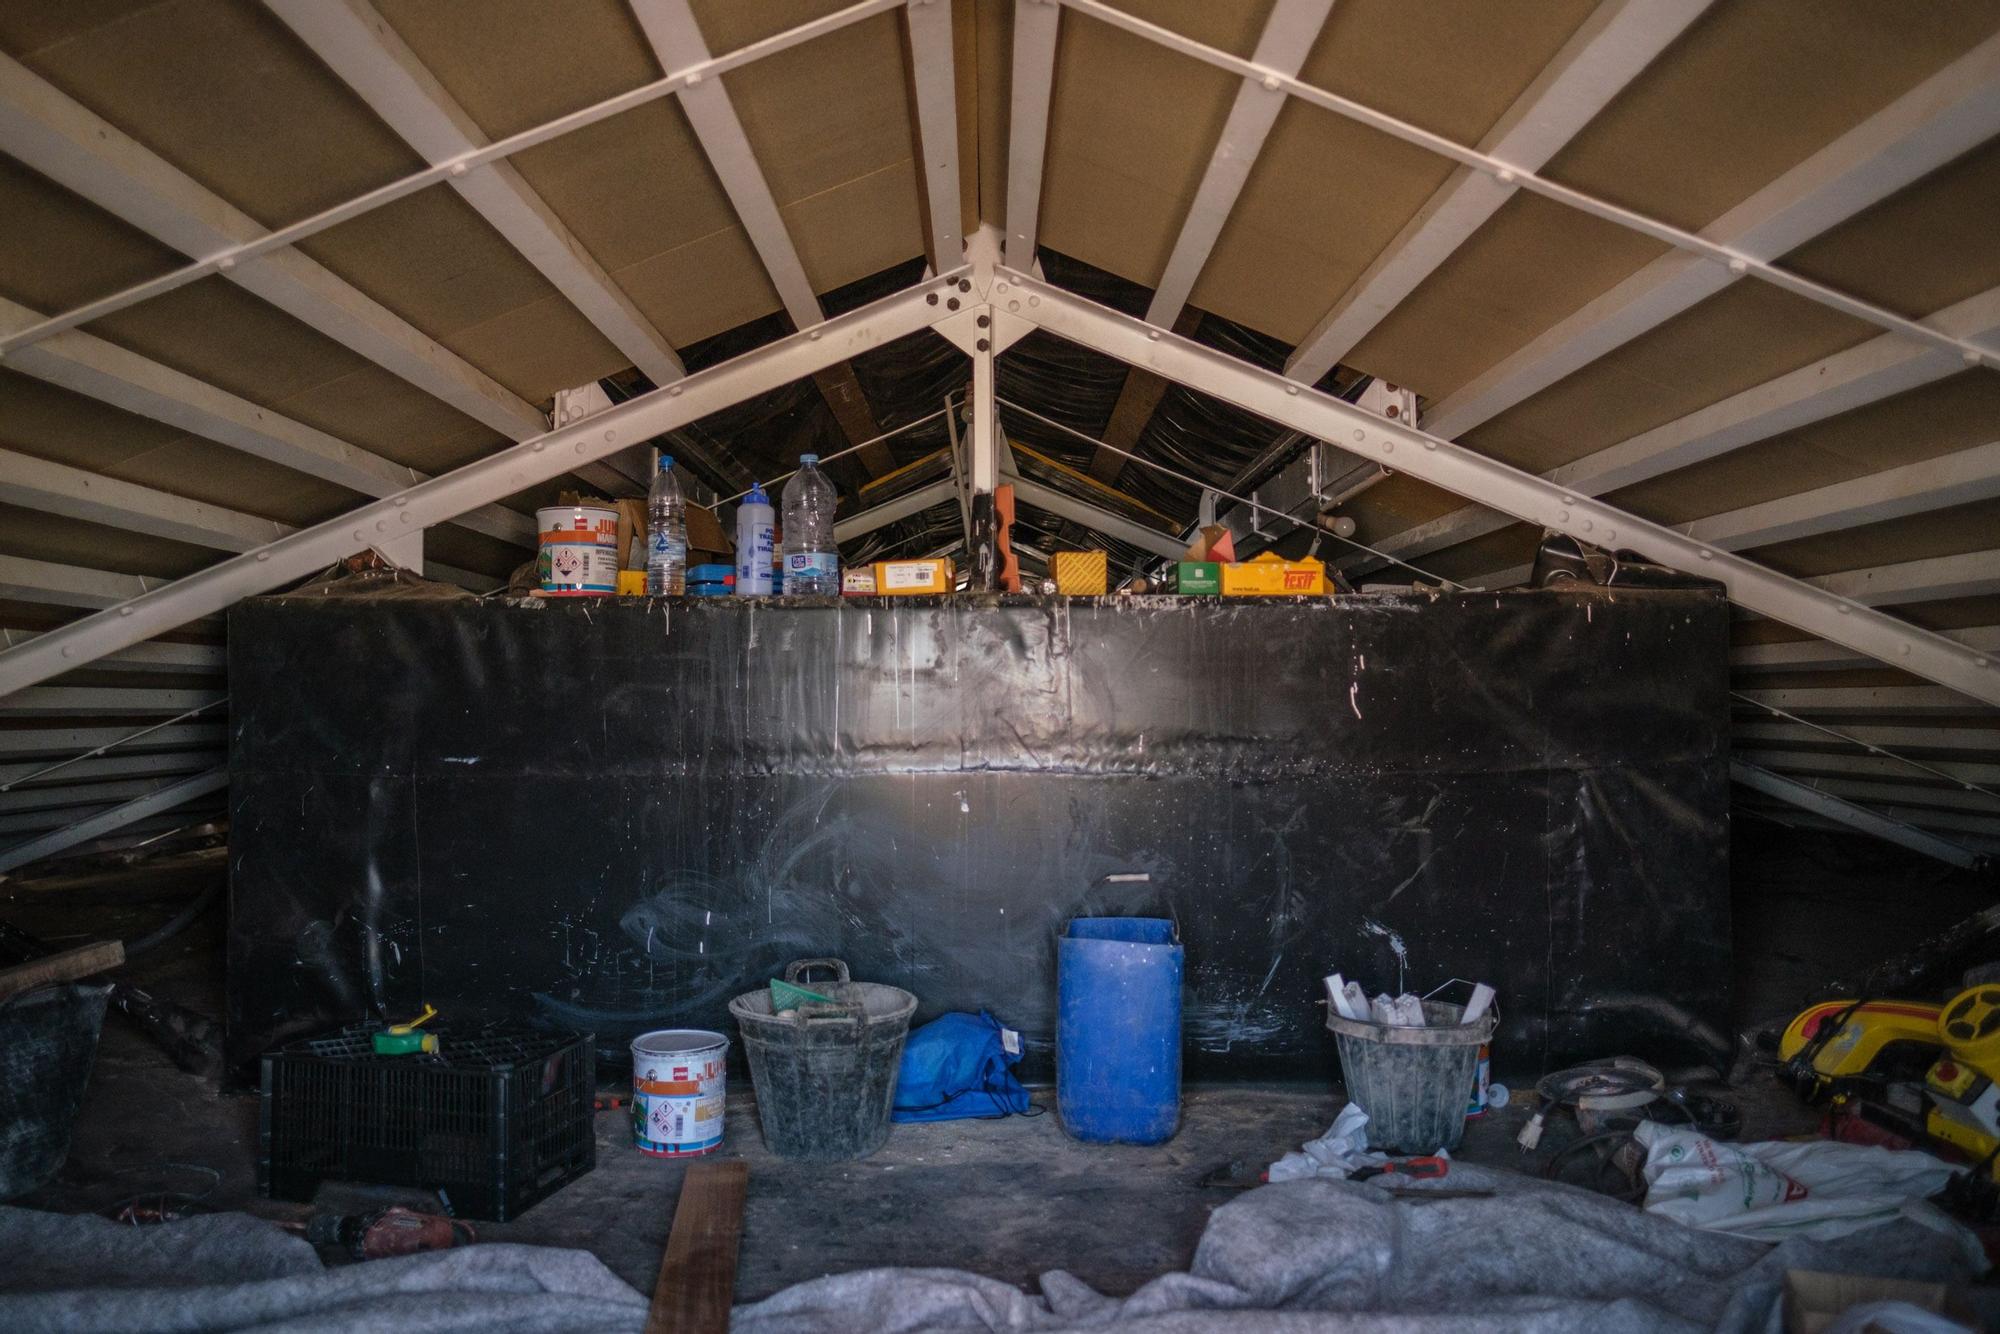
646,1158,749,1334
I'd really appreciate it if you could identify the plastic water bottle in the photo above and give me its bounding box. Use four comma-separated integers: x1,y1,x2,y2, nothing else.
646,452,687,596
780,454,839,594
734,482,775,596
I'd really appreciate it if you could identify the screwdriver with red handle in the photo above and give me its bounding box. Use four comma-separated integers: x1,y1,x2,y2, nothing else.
1347,1155,1449,1182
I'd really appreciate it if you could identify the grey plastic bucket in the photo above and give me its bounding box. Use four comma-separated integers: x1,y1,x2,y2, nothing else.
728,959,917,1161
1326,1000,1496,1153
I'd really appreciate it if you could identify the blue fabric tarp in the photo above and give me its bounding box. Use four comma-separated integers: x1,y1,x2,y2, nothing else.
892,1011,1030,1123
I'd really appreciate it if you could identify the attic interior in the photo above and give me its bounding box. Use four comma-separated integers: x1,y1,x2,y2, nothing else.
1,0,1999,1327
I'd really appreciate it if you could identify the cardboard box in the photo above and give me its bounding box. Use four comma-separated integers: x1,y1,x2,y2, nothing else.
1221,552,1328,596
842,568,878,595
570,492,730,569
875,558,953,595
1783,1270,1957,1334
1176,561,1221,595
1052,550,1109,596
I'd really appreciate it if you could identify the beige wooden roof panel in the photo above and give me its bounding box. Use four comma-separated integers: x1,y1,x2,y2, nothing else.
1750,497,2000,579
1463,283,1882,475
0,0,420,228
0,159,181,314
0,503,217,581
1192,0,1601,345
1034,3,1269,291
1542,0,2000,232
1607,370,2000,520
1780,137,2000,317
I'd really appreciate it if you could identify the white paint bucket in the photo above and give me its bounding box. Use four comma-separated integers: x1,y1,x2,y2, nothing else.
536,505,620,595
631,1029,728,1157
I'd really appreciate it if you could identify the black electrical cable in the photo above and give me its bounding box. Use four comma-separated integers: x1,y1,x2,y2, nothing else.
123,878,223,960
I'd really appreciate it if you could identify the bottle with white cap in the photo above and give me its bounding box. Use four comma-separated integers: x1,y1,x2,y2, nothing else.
734,482,775,596
780,453,839,595
646,451,687,596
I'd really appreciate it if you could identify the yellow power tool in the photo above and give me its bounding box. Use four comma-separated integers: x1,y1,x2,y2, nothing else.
1778,986,2000,1175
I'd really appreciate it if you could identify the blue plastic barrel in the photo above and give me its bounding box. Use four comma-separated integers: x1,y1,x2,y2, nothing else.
1057,917,1183,1144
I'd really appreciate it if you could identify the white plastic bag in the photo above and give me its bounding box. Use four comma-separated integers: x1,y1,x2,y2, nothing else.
1635,1122,1982,1261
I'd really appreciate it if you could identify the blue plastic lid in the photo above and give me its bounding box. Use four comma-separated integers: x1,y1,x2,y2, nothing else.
657,453,674,472
747,482,768,503
799,453,819,465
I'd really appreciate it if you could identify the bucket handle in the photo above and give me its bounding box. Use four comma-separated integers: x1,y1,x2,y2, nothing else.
786,958,851,986
794,1001,865,1033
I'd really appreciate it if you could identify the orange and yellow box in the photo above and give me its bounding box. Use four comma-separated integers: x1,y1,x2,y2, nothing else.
874,557,954,595
1220,552,1328,596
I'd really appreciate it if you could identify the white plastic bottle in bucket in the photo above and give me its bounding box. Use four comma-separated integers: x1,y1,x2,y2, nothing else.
631,1030,729,1157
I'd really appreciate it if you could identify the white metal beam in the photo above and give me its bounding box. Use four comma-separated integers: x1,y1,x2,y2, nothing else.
0,1,901,362
833,478,958,543
1286,0,1711,384
0,272,960,694
1734,626,2000,672
267,0,684,387
0,776,204,814
1418,32,2000,440
1681,442,2000,553
1801,550,2000,607
0,556,162,610
1731,760,1979,868
1146,0,1335,328
0,724,225,760
1003,0,1061,271
1733,686,1988,716
1855,804,2000,840
1780,777,2000,816
0,453,496,591
903,0,966,274
1060,0,2000,380
0,447,288,552
0,766,227,874
1343,284,2000,575
1735,749,2000,788
0,750,222,789
1732,720,2000,756
0,53,550,441
0,631,223,676
629,0,822,329
1007,478,1185,561
1001,268,2000,705
0,687,226,717
0,300,533,550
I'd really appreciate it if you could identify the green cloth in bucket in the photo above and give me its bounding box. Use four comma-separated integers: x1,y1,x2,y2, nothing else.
768,978,835,1013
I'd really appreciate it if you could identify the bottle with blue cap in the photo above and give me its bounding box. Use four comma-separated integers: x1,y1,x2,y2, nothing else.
734,481,775,596
646,450,687,596
780,453,839,595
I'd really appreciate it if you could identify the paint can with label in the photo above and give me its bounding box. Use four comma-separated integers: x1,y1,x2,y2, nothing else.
631,1029,729,1157
536,505,620,595
1467,1042,1492,1117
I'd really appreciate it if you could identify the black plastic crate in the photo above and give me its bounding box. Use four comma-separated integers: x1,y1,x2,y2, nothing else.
259,1026,595,1221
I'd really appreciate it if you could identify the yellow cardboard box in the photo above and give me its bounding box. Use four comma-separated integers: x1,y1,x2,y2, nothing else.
1221,552,1327,596
1052,550,1109,596
875,557,953,595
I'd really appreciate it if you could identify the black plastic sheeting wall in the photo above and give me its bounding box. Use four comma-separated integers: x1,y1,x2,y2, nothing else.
226,589,1731,1079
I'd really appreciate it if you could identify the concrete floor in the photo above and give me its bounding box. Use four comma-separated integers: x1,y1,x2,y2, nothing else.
3,826,1992,1301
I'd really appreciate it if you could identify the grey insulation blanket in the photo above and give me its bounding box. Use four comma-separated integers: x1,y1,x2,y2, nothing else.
0,1164,1978,1332
734,1165,1983,1334
0,1206,647,1333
